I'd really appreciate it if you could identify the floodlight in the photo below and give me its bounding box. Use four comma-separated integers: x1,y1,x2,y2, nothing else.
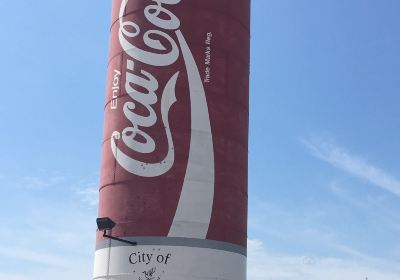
96,217,116,231
96,217,137,246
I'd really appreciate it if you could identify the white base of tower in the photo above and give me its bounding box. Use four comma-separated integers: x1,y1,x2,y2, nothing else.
93,243,246,280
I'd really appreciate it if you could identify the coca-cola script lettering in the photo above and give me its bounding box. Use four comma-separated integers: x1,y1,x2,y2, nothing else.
111,0,182,177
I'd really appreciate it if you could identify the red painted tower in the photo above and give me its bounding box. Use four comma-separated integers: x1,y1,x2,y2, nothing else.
93,1,250,279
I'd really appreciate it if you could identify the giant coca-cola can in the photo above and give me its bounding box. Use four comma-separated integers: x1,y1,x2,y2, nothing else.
93,0,250,279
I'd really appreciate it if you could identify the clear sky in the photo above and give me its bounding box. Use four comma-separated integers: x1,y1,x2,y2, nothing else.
1,0,399,279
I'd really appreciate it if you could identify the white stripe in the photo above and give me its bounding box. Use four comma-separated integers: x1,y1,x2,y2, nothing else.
168,30,215,239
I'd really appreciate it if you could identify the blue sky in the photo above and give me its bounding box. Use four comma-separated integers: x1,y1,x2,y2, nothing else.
1,0,400,279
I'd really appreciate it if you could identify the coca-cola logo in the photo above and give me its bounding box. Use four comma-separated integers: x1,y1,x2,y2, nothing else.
111,0,215,239
111,0,182,177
